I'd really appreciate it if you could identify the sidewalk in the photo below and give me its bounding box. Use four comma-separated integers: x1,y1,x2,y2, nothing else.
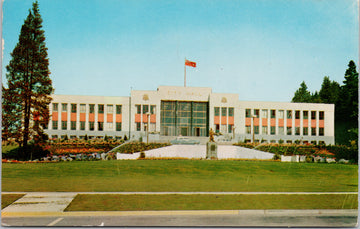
2,192,358,218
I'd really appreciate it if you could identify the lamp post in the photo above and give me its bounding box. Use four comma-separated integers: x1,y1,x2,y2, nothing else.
252,115,257,143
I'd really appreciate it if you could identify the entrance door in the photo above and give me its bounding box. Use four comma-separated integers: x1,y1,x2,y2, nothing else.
195,127,200,137
181,127,188,136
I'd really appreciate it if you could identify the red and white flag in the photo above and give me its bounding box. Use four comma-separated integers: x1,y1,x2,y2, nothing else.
185,59,196,68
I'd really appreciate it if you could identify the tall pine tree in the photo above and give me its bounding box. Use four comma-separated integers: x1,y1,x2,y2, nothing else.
291,81,312,103
3,1,53,153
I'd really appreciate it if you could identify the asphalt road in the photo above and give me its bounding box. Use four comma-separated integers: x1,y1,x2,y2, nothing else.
2,214,358,227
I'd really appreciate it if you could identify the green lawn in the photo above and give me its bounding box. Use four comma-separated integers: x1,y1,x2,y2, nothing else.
1,194,25,209
65,194,358,211
2,160,358,192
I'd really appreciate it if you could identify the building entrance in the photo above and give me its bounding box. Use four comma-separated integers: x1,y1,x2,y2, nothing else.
160,101,209,137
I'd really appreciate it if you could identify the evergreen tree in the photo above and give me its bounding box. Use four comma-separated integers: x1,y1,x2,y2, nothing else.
319,76,341,104
3,1,53,153
310,91,322,103
291,81,312,103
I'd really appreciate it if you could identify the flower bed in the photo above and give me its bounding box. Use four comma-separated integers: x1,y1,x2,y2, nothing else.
113,142,170,154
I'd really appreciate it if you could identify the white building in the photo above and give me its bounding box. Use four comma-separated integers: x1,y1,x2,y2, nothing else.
45,86,335,144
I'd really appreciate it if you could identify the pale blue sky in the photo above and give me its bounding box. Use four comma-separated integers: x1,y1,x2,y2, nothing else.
2,0,359,101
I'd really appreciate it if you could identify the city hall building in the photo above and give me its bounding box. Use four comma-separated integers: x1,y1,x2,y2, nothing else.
45,86,335,145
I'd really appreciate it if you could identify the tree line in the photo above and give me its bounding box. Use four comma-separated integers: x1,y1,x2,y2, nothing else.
291,60,358,146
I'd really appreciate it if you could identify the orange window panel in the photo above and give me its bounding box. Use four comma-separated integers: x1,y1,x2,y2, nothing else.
52,112,58,121
303,120,309,127
80,113,86,122
116,114,122,122
262,118,268,126
295,119,300,127
214,116,220,124
142,114,148,123
245,118,251,126
107,114,113,123
270,118,276,126
253,118,259,126
287,119,292,127
150,114,156,123
319,120,324,128
135,114,141,123
221,116,227,124
278,119,284,127
61,112,67,121
89,113,95,122
98,114,104,122
71,113,77,121
311,120,317,127
228,116,234,125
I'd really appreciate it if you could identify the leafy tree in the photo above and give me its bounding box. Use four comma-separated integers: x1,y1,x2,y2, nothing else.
310,91,322,103
291,81,312,102
3,1,53,154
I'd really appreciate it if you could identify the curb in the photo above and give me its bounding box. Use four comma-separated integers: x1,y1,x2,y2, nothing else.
2,209,358,218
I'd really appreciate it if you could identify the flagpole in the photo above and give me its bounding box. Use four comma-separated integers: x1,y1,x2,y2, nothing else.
184,58,186,87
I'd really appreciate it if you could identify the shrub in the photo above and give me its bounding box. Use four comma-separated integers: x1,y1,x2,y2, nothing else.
2,144,50,161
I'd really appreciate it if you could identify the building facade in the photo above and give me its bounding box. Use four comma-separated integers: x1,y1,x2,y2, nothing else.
45,86,335,144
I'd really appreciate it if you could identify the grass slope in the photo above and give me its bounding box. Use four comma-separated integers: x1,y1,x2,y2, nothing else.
1,194,25,209
2,160,358,192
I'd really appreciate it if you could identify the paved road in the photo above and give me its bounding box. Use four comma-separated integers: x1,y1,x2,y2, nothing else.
2,212,358,227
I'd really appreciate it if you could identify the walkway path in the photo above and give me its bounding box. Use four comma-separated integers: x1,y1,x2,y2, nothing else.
116,145,274,160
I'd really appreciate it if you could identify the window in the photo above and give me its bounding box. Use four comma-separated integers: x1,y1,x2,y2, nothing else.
51,135,58,139
270,126,276,135
278,110,284,119
245,109,251,118
246,125,251,134
319,111,324,120
52,121,58,130
107,122,113,129
143,105,149,114
319,127,324,136
295,110,300,119
254,109,259,117
262,109,268,118
303,111,308,120
221,107,227,117
214,107,220,116
62,103,67,112
80,104,86,113
116,122,122,131
61,121,67,130
150,105,156,115
116,105,122,114
287,110,292,119
89,122,95,131
287,127,292,135
98,122,103,131
228,108,234,117
136,122,141,131
136,105,141,114
311,127,316,136
80,121,85,130
228,124,233,133
221,124,227,133
89,104,95,114
254,126,259,134
295,127,300,135
71,121,76,130
53,103,58,111
71,104,77,113
262,126,268,135
311,111,316,120
98,104,104,114
278,126,284,135
303,127,308,135
107,105,113,114
215,124,220,133
271,110,276,119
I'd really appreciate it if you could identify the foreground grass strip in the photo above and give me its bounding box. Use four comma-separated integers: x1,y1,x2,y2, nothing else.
2,160,358,192
65,194,358,211
1,194,25,209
